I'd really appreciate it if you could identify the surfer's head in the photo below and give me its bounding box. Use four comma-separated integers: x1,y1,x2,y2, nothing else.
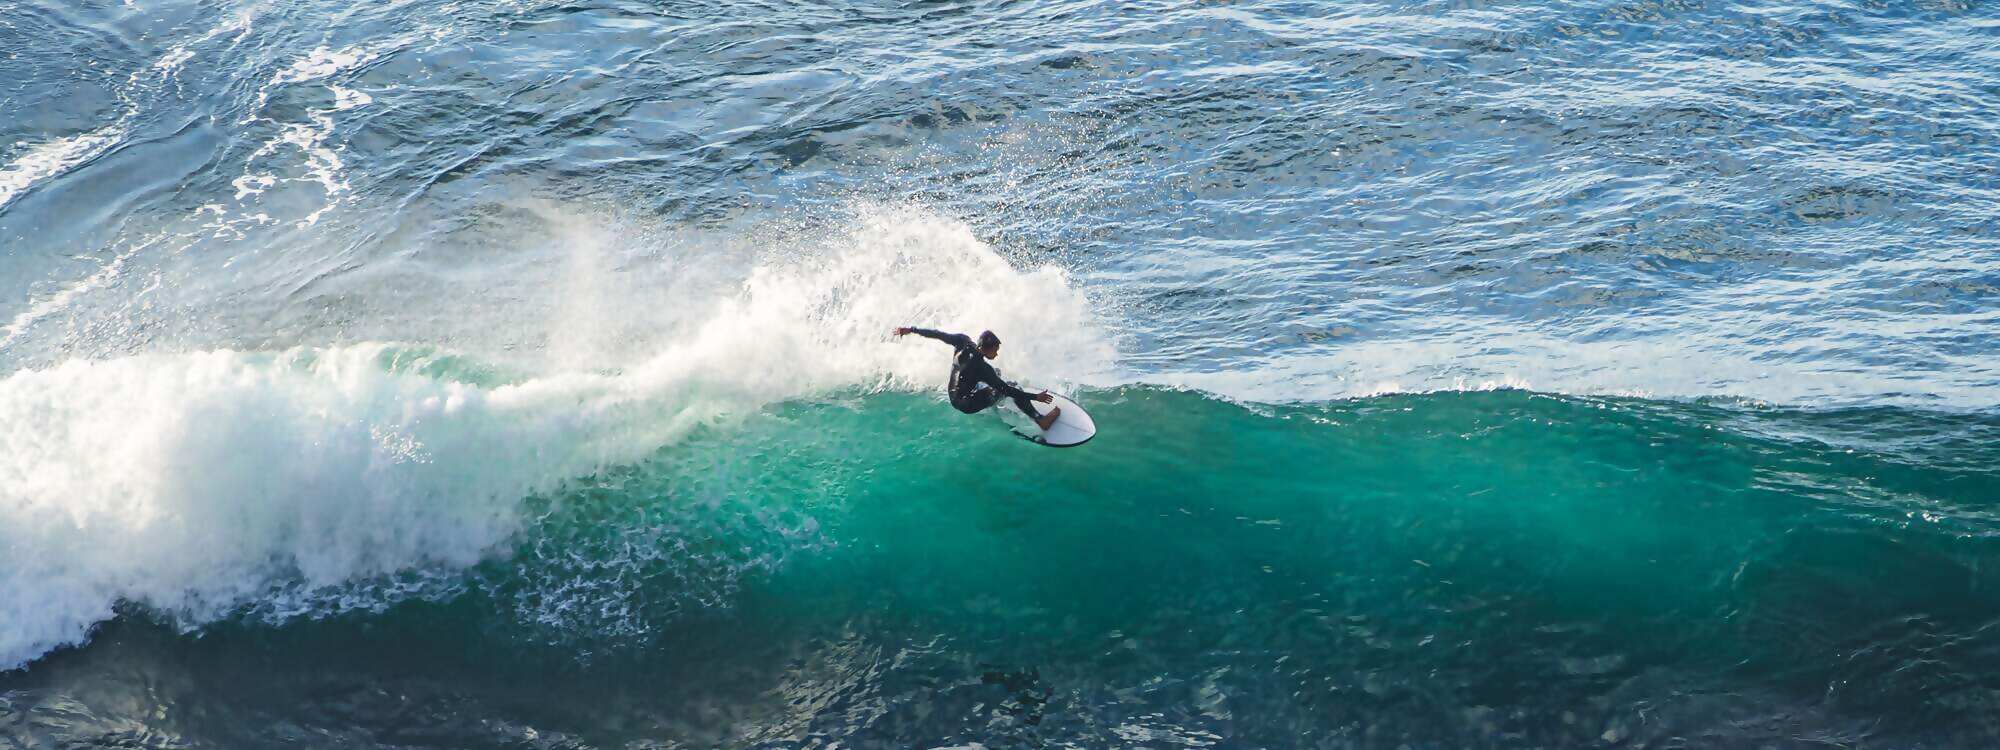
978,330,1001,359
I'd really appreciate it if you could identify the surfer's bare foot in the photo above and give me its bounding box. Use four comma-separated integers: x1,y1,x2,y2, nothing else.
1036,406,1061,431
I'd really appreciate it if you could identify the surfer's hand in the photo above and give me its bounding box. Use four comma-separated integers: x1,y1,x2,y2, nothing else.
1036,390,1055,403
892,327,912,337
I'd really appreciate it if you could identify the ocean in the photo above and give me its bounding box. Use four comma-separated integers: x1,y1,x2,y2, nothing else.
2,0,1998,746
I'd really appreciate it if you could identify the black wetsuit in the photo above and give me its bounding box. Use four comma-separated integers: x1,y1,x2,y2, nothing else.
908,328,1039,418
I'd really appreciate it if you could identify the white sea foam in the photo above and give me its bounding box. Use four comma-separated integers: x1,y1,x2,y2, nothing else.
0,126,127,210
0,206,1113,670
0,238,151,352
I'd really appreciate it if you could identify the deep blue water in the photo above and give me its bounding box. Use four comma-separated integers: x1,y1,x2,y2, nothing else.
2,0,1999,746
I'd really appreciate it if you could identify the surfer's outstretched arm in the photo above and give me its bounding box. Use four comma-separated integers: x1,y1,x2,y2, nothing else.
893,327,972,349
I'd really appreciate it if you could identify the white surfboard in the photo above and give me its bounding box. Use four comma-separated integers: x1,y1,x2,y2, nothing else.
1021,391,1097,448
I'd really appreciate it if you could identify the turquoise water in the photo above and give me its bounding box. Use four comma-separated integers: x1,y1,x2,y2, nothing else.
4,0,2000,746
13,389,1999,745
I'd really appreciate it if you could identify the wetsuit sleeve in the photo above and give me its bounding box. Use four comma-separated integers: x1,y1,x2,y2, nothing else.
909,328,974,350
974,360,1032,399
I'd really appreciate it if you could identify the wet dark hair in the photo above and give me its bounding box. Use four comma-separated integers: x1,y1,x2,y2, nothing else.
978,330,1001,349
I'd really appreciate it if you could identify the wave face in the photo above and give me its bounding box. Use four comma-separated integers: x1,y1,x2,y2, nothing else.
6,387,1999,746
4,0,2000,746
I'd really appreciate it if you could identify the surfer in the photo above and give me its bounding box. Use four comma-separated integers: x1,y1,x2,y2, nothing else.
893,327,1060,430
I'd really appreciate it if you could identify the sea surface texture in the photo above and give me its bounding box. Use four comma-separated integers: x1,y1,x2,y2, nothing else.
3,0,1998,746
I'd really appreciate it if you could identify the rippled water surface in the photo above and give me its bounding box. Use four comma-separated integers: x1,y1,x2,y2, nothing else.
2,0,1998,746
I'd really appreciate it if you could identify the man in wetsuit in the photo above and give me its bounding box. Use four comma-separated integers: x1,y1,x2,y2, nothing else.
893,326,1060,430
